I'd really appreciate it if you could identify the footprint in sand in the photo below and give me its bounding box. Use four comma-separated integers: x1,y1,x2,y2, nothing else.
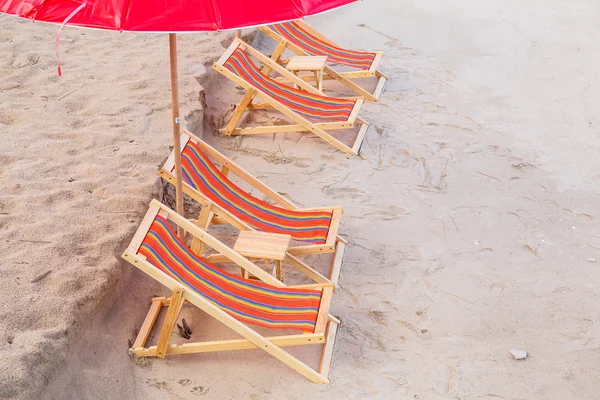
365,205,410,220
323,186,370,201
146,379,167,390
190,386,209,396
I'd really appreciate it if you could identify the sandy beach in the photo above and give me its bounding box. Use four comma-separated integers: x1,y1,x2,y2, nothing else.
1,1,600,399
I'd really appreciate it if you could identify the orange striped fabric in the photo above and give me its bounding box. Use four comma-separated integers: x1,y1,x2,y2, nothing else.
180,140,333,244
139,215,323,332
269,21,376,70
223,47,356,122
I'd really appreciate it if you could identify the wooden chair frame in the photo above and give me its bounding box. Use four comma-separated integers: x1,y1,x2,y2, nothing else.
258,20,387,102
212,38,370,155
122,200,340,383
159,130,346,288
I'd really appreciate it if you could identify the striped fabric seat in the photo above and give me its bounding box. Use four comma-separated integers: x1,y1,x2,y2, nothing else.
180,140,333,244
139,215,323,332
223,47,356,122
269,21,377,70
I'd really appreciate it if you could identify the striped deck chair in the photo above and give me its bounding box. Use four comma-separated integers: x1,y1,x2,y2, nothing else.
122,200,340,383
258,20,387,101
159,130,346,287
212,38,369,155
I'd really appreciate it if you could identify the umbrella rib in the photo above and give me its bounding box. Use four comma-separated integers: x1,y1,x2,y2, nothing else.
209,0,222,30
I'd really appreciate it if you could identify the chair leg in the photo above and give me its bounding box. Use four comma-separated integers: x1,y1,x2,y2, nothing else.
329,239,346,288
351,118,370,155
318,318,340,379
191,201,213,255
156,287,185,358
223,90,255,135
262,41,286,76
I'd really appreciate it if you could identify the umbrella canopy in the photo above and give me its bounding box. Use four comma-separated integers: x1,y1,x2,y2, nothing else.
1,0,356,230
0,0,356,31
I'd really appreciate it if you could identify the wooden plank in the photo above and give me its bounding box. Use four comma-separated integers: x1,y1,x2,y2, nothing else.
329,240,345,288
224,120,354,135
323,65,377,102
215,40,242,67
325,207,343,247
287,243,335,256
351,120,370,155
131,298,163,350
286,56,327,72
347,98,363,124
127,204,160,253
246,103,273,110
318,320,339,379
313,286,333,334
191,201,212,255
223,89,255,135
285,253,330,284
262,40,287,76
373,75,387,99
132,333,324,357
369,51,384,72
156,287,184,358
122,250,327,383
338,70,377,78
233,231,291,261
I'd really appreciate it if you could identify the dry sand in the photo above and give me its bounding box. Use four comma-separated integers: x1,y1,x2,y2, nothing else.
1,0,600,399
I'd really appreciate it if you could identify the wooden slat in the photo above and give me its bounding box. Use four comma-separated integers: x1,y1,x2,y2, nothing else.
313,286,333,334
156,287,184,358
215,40,242,67
132,333,324,357
373,76,387,99
191,201,212,255
285,253,329,284
352,121,370,155
318,319,339,379
285,56,327,72
233,231,291,260
224,89,255,135
338,70,377,78
131,298,163,350
325,207,343,247
329,240,345,288
262,40,287,76
322,65,377,102
287,243,335,255
127,204,161,253
347,99,363,124
369,51,384,72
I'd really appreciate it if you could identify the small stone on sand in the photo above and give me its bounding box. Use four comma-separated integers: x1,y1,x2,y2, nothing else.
510,350,528,360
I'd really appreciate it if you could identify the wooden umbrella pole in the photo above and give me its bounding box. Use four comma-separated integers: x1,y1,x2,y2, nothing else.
169,33,184,237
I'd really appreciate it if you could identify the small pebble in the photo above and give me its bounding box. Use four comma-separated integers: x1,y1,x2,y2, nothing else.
587,258,596,262
510,349,528,360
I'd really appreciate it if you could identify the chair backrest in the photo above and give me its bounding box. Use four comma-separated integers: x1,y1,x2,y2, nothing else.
222,46,355,122
180,139,333,244
138,214,323,332
269,21,376,70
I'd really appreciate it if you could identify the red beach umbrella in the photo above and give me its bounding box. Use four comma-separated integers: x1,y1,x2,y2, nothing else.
0,0,357,222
